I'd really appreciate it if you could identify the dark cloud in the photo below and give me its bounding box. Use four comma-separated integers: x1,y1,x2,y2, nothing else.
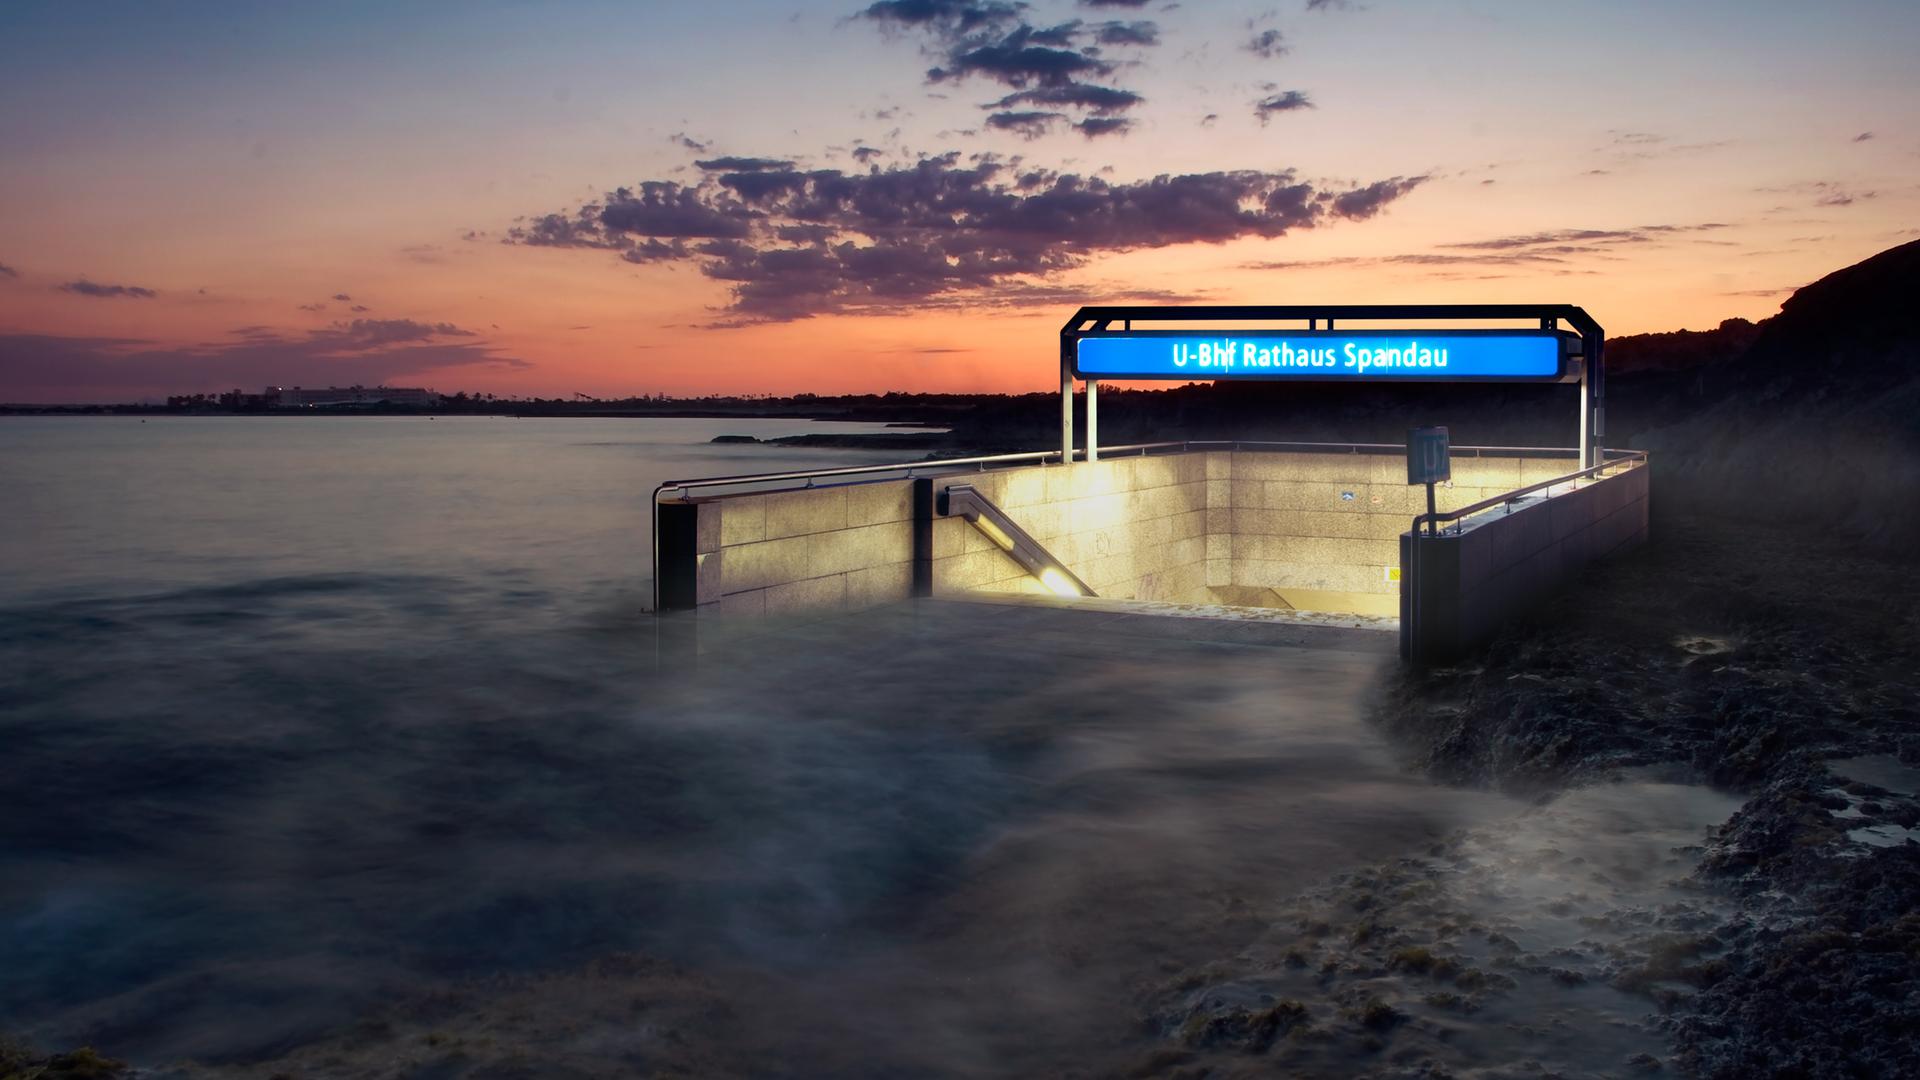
1247,222,1734,279
1445,228,1644,250
312,319,476,348
672,132,711,152
1254,90,1313,122
514,182,759,251
0,321,523,403
851,146,885,164
929,23,1113,86
1816,183,1873,207
512,211,630,249
1305,0,1356,9
1093,20,1158,46
858,0,1156,137
0,262,17,278
856,0,1024,37
1329,177,1428,220
1244,220,1743,274
1756,180,1875,208
888,279,1207,311
332,292,352,301
1077,0,1151,7
1245,253,1588,275
991,83,1142,114
1245,28,1287,59
1441,224,1729,250
695,156,796,172
1073,116,1133,138
350,304,371,312
1851,132,1873,142
298,302,327,312
509,154,1425,323
618,237,695,263
61,280,157,299
985,110,1064,139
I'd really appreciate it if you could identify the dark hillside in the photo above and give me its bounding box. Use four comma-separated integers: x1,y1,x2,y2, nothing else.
1634,238,1920,545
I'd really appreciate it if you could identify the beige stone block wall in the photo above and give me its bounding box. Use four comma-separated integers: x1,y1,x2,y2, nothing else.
928,453,1214,602
693,477,916,618
1220,449,1577,597
678,447,1584,618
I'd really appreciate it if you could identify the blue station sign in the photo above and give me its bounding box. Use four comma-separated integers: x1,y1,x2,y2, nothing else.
1072,329,1574,381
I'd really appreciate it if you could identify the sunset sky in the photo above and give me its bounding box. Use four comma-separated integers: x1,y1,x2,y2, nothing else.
2,0,1915,402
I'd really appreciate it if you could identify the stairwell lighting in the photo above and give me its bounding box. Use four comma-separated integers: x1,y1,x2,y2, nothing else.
1038,567,1085,597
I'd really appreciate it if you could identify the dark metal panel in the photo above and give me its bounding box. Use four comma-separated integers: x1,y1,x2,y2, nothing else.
911,477,934,598
654,501,700,612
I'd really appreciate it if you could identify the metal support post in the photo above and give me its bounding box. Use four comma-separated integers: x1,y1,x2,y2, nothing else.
1060,361,1073,465
1086,379,1099,463
1579,370,1593,469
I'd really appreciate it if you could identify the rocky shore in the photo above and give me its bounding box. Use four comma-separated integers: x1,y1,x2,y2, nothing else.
1127,510,1916,1079
1375,511,1918,1077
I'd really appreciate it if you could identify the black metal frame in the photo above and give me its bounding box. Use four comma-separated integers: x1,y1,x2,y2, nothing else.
1070,327,1580,383
1058,303,1606,468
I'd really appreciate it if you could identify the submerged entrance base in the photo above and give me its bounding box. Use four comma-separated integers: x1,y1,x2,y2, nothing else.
655,443,1649,661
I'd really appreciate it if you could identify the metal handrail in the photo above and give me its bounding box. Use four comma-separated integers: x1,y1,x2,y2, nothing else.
1179,440,1580,458
655,444,1146,498
652,439,1586,500
648,440,1632,611
648,441,1186,612
648,439,1602,596
1409,449,1647,538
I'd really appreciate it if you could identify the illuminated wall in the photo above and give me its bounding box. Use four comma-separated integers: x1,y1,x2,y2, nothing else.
669,447,1617,620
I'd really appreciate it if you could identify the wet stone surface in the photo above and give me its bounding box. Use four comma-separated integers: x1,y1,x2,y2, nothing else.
1143,779,1742,1079
1374,515,1920,1079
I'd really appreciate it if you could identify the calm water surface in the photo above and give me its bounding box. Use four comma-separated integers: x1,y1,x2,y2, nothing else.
0,415,909,604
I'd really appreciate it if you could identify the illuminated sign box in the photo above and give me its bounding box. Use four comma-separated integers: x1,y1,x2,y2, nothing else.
1072,329,1575,381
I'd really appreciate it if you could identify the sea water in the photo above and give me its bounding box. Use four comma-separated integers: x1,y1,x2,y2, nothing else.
0,416,1737,1076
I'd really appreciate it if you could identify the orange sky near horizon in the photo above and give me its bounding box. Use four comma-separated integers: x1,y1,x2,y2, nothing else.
2,0,1916,402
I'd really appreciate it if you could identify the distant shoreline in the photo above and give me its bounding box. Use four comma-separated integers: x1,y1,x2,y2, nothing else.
0,404,955,426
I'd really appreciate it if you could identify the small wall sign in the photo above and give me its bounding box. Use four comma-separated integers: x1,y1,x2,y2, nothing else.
1407,426,1451,485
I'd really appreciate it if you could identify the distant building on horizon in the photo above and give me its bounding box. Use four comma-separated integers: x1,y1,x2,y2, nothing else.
265,385,440,408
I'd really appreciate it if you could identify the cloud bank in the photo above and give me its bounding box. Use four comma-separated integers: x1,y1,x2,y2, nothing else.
855,0,1157,135
60,280,157,299
508,154,1427,323
0,320,522,401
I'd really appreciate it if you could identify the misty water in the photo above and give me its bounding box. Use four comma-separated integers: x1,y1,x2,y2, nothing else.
1,417,1739,1077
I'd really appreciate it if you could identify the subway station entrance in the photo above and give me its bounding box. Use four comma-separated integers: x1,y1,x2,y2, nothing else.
654,305,1650,663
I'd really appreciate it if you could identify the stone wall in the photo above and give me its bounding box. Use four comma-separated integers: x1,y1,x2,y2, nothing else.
665,447,1603,620
928,452,1211,602
1223,450,1583,597
1399,460,1651,662
684,481,917,618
